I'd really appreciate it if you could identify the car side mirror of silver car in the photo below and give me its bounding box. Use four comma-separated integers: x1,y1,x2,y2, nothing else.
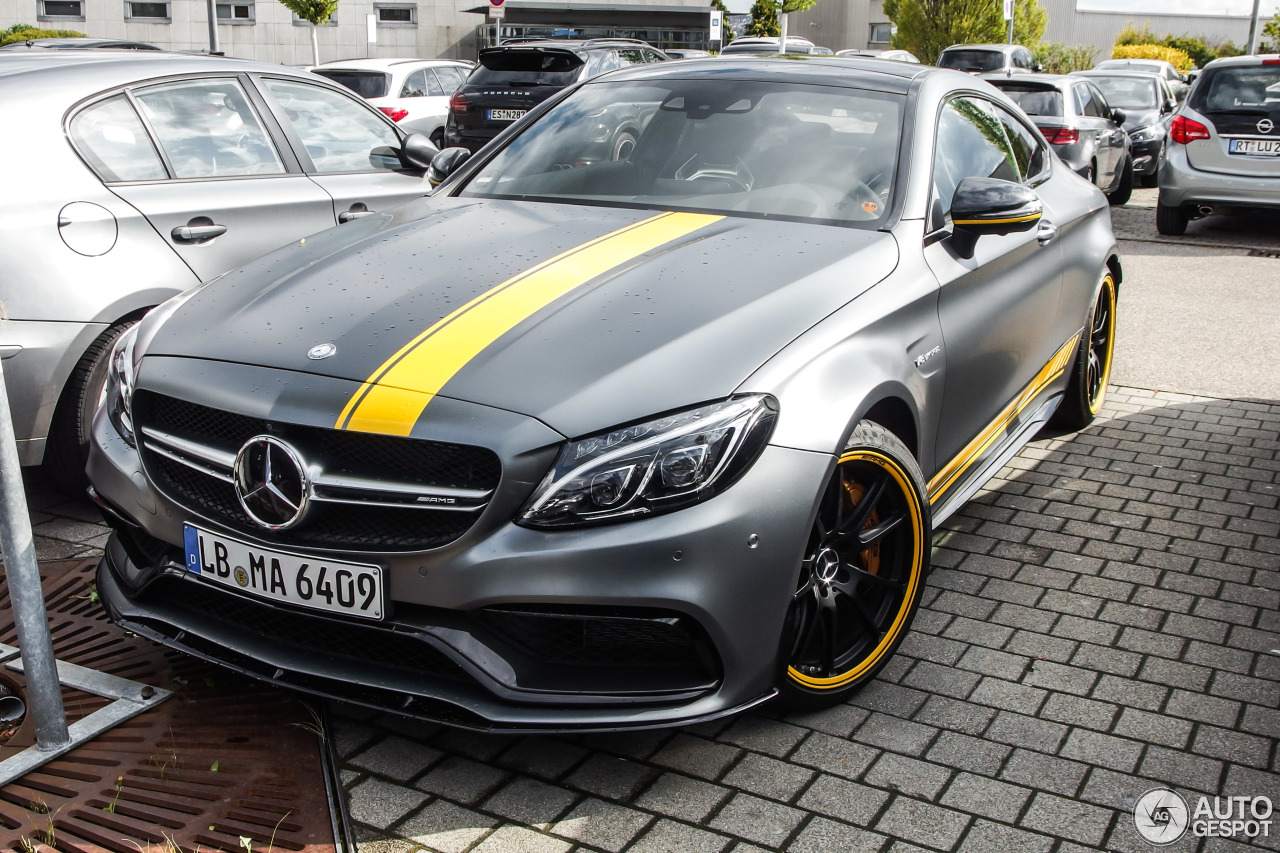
402,133,440,171
428,147,473,187
948,176,1043,260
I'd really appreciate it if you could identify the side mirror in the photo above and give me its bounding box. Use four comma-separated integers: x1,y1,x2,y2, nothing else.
1032,62,1044,73
1110,108,1126,125
401,133,440,171
428,147,472,186
948,176,1042,260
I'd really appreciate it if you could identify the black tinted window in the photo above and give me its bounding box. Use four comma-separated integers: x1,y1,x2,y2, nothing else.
931,97,1019,230
471,50,584,87
312,69,389,99
938,50,1005,72
1085,76,1159,110
996,84,1063,117
991,102,1048,181
1196,66,1280,114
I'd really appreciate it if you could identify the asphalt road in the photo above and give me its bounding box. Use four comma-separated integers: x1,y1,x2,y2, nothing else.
1110,188,1280,402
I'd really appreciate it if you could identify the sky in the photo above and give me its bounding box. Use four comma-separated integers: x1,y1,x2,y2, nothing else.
722,0,1279,17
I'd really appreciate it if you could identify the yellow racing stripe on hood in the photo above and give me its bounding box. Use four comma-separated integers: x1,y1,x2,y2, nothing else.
336,211,723,435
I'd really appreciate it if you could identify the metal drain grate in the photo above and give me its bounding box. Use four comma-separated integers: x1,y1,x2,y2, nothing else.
1246,248,1280,258
0,561,337,852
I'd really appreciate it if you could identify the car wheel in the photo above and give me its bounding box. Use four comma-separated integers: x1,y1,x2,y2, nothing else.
1107,156,1133,206
430,129,445,149
1155,201,1189,236
776,420,931,710
1050,271,1116,431
45,320,137,493
611,130,638,162
1081,161,1095,187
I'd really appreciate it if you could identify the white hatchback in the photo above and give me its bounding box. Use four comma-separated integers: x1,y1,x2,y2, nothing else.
313,58,474,147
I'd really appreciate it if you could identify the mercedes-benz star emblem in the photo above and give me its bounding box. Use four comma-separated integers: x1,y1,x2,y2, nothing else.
1258,118,1275,135
233,435,310,529
307,343,337,360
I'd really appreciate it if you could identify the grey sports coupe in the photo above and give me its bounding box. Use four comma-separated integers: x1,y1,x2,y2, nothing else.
88,57,1121,732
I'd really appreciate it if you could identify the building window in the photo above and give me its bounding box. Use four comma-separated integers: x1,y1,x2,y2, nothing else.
38,0,84,20
375,3,415,25
125,0,169,20
869,22,892,44
216,0,254,23
292,13,336,26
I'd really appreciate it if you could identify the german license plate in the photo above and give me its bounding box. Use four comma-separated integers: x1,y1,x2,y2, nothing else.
183,524,384,620
1228,138,1280,156
487,108,527,121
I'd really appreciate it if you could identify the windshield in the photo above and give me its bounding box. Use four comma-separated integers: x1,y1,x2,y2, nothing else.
1197,66,1280,115
312,70,389,99
994,84,1063,117
1085,76,1159,110
938,50,1005,72
470,50,584,87
458,79,903,229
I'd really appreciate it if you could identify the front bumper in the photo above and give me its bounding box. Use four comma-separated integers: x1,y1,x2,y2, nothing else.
1158,143,1280,211
1129,137,1163,176
88,370,830,731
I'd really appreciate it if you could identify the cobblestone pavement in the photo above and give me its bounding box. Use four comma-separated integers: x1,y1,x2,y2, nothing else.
1111,188,1280,254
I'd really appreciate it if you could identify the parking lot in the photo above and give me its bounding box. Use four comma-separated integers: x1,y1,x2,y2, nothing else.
19,191,1280,852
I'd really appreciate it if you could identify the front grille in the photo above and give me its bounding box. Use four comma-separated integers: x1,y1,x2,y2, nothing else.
133,392,501,552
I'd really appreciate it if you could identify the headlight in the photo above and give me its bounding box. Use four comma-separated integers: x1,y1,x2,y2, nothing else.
519,395,778,529
105,324,140,446
1129,125,1161,142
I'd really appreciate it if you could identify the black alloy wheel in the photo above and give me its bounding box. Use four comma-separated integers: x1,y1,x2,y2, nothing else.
778,421,930,709
1051,271,1117,431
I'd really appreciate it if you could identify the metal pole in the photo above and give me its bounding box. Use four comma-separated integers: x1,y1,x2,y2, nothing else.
206,0,220,54
1007,0,1015,44
0,361,68,750
1245,0,1263,55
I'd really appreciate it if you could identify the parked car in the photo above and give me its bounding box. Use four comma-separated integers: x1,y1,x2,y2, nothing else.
836,48,921,63
718,36,817,55
1094,58,1189,101
90,55,1121,732
0,37,160,51
1072,69,1178,186
0,50,440,491
1156,54,1280,235
663,49,712,59
938,43,1040,74
443,39,667,153
312,58,474,148
985,72,1133,204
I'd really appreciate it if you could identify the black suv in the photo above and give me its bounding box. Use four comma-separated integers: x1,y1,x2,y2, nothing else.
444,39,668,153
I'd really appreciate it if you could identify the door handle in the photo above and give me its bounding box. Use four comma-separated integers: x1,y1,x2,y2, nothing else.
171,222,227,243
1037,220,1058,246
339,203,374,223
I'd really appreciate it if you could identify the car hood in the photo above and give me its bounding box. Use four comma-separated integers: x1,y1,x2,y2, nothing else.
1122,109,1161,131
145,198,898,439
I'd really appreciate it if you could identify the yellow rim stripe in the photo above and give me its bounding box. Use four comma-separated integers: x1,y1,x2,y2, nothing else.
926,334,1080,502
336,211,723,435
952,212,1042,226
787,449,926,690
1088,275,1117,416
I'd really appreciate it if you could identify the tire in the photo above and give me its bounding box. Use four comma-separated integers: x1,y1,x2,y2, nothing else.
44,320,136,494
776,421,931,710
1081,162,1095,187
1050,271,1117,432
430,129,445,150
1107,156,1133,206
1155,201,1189,236
611,130,637,162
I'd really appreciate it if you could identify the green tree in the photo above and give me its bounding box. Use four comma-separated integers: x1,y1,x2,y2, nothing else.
0,23,87,45
278,0,339,66
745,0,819,45
883,0,1045,64
1257,12,1278,53
1033,41,1098,73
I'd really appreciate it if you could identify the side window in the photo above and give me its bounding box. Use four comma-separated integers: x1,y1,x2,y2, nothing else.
644,49,667,63
929,97,1020,232
132,79,284,179
400,69,427,98
616,49,647,67
261,77,402,174
1015,49,1029,68
69,94,167,182
1088,83,1112,118
991,102,1048,182
420,68,445,96
1076,84,1104,117
432,66,465,92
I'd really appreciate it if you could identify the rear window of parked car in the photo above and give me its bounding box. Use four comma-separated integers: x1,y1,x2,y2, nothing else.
995,84,1063,117
938,50,1006,73
1195,66,1280,116
470,51,584,87
312,69,390,99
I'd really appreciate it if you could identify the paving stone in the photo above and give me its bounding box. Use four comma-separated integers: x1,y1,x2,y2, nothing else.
1111,708,1194,751
332,717,382,760
984,711,1068,754
787,817,888,853
1118,626,1187,659
718,716,809,758
399,801,499,853
563,754,655,802
722,752,815,802
470,826,571,853
1138,657,1213,692
482,777,578,827
956,819,1055,853
1140,746,1225,795
634,773,730,823
852,712,940,757
791,731,880,780
874,796,971,850
1077,767,1164,812
628,819,731,853
939,772,1032,823
796,774,891,826
850,681,931,718
999,749,1089,797
651,734,742,781
1040,693,1119,732
416,757,510,806
708,793,806,848
1165,689,1242,728
968,677,1048,716
1022,660,1099,696
1052,614,1121,646
1019,792,1114,847
1071,643,1142,678
1004,629,1077,663
912,695,996,738
348,778,429,830
349,735,444,783
863,752,953,800
902,660,982,700
1091,674,1168,711
498,739,589,782
925,731,1010,776
1210,671,1280,707
784,703,871,738
957,647,1031,681
549,798,651,852
991,602,1057,633
1191,725,1273,769
1059,729,1145,774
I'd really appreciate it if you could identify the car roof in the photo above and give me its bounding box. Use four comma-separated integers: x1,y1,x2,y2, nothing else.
1202,53,1280,69
313,57,470,71
0,36,160,50
982,71,1072,89
1096,58,1172,68
489,38,657,52
942,44,1019,53
0,50,317,94
595,54,933,95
